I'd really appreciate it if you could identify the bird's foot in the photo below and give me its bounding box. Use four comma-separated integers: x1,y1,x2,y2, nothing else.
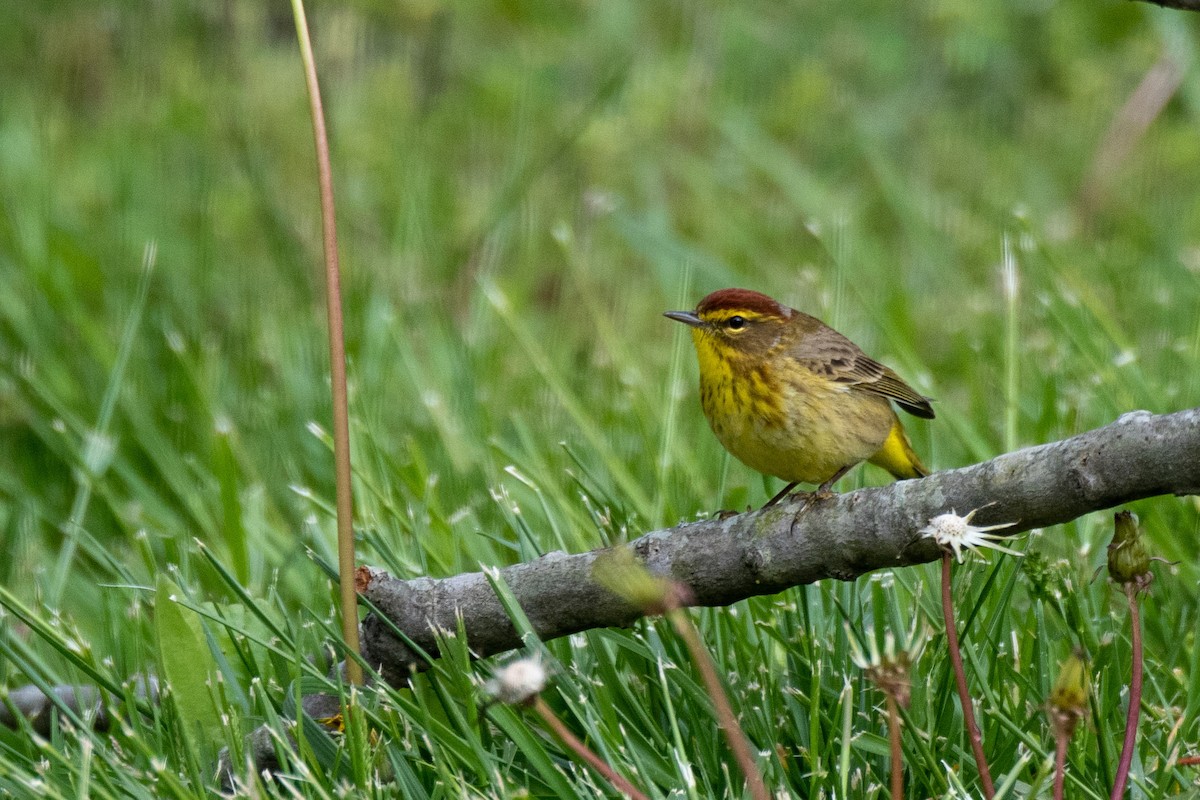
790,489,842,519
811,485,839,504
778,485,840,514
787,481,843,535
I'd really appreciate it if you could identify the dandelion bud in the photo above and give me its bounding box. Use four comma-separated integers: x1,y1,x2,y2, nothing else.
848,623,928,710
1050,651,1088,713
592,547,686,615
1107,511,1151,589
1048,650,1089,738
866,652,914,709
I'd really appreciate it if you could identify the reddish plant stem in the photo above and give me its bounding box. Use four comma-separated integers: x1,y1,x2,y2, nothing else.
1054,731,1070,800
531,697,650,800
668,609,770,800
885,693,903,800
1178,755,1200,766
1111,584,1144,800
290,0,361,685
941,553,995,799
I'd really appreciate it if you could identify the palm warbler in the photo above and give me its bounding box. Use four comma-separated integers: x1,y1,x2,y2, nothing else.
665,288,933,506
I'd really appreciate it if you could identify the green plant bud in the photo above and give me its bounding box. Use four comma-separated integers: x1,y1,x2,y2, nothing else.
1107,511,1151,586
1049,650,1089,714
592,547,679,615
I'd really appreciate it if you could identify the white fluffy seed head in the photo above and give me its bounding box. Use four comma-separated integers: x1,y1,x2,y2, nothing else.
920,507,1021,563
485,657,547,705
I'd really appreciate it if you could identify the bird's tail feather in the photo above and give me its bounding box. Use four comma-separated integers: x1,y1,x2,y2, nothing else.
868,418,929,480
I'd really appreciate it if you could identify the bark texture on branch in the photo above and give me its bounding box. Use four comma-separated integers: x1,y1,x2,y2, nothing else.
361,408,1200,685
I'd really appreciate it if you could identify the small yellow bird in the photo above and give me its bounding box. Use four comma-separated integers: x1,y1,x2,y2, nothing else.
665,288,933,506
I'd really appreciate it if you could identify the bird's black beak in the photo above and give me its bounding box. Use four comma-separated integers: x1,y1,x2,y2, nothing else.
663,310,703,328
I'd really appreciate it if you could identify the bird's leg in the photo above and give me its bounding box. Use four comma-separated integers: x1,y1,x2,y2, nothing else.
784,466,856,537
813,465,853,501
763,481,799,508
766,465,853,514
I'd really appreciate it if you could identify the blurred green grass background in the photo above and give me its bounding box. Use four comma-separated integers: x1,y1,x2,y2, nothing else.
1,1,1199,797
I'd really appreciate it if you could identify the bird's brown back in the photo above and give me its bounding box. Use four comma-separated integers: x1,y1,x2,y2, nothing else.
780,312,935,420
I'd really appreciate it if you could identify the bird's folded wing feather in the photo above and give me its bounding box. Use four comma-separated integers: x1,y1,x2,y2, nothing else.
786,322,935,419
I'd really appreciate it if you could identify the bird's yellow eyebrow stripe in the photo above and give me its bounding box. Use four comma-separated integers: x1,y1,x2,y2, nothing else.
701,309,783,324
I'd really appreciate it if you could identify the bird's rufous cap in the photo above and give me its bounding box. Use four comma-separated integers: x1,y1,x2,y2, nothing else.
696,288,790,318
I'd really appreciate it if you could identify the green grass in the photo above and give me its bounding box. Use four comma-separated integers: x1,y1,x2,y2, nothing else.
2,0,1200,797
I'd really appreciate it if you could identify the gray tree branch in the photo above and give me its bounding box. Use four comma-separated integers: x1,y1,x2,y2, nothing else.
360,407,1200,685
0,678,158,734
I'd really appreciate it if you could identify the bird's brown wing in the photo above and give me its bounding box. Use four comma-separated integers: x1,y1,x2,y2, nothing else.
786,315,936,419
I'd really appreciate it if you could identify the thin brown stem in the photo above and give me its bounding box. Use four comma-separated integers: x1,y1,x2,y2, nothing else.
1054,731,1069,800
1111,584,1144,799
289,0,361,684
667,609,770,800
885,693,903,800
942,553,995,798
531,697,650,800
1079,55,1184,221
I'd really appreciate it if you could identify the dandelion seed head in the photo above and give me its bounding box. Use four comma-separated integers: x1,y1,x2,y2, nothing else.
920,507,1021,563
485,656,547,706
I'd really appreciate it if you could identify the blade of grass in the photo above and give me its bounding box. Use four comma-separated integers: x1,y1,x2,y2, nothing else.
48,242,156,605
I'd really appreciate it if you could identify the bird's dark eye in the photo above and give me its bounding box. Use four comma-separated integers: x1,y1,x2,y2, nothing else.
727,316,746,330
